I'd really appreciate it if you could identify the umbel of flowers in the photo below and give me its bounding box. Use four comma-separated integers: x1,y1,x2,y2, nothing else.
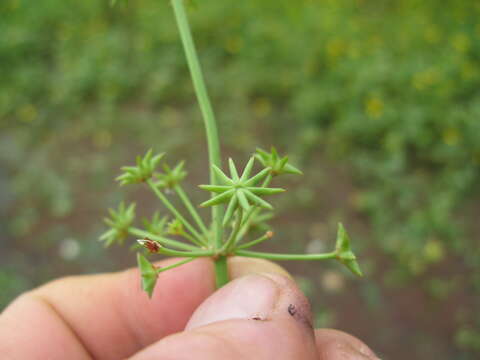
101,0,362,297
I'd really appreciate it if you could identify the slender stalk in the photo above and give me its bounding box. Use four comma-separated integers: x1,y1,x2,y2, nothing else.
171,0,227,287
174,184,209,235
147,179,206,245
158,247,214,257
128,227,198,251
237,232,272,250
222,209,243,253
235,250,337,261
156,257,195,273
180,230,205,248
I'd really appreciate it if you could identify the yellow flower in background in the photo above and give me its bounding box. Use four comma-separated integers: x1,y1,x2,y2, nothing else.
368,35,384,49
347,44,360,59
461,62,478,80
17,104,37,123
224,36,243,54
412,68,439,91
451,33,470,53
365,96,384,119
326,38,347,60
472,152,480,165
424,25,441,44
424,239,445,263
8,0,19,10
253,97,272,118
442,128,460,146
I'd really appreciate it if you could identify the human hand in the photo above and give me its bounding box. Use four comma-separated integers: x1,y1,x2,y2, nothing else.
0,257,379,359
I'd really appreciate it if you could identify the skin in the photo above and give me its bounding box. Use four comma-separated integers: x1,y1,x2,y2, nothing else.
0,257,379,360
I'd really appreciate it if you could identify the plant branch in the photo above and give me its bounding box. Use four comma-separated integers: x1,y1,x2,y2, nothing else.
171,0,227,287
235,249,337,261
222,209,243,253
174,184,209,235
158,247,214,257
237,232,272,250
156,257,196,273
180,230,205,248
147,179,206,246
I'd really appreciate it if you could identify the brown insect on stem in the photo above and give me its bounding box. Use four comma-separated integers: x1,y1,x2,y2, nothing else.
137,237,161,253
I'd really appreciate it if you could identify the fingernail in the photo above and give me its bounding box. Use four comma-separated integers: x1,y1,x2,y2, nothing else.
350,341,380,360
228,257,292,280
186,274,280,330
337,341,381,360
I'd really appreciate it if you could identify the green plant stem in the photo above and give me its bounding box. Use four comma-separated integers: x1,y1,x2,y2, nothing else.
180,230,205,248
235,249,337,261
174,184,209,235
156,257,195,273
222,209,243,252
171,0,227,287
147,179,206,246
236,209,254,241
237,232,271,250
128,227,197,251
158,247,214,257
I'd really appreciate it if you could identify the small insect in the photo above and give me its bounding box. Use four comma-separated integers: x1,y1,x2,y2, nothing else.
137,237,161,253
287,304,297,316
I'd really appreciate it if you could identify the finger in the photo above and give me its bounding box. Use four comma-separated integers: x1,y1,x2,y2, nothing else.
314,329,380,360
0,294,92,360
0,257,287,360
129,273,319,360
0,257,214,359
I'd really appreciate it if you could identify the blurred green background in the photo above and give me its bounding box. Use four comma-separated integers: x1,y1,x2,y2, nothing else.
1,0,479,358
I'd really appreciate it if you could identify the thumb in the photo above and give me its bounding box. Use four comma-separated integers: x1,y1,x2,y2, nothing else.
130,271,319,360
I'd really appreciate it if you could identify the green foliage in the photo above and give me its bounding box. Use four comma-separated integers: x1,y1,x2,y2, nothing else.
1,0,479,357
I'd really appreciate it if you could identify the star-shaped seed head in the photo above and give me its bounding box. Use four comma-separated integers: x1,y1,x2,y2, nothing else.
166,218,184,235
154,161,187,189
199,157,285,225
99,202,136,247
142,212,168,236
335,223,363,277
248,211,274,233
116,149,164,186
255,147,302,176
